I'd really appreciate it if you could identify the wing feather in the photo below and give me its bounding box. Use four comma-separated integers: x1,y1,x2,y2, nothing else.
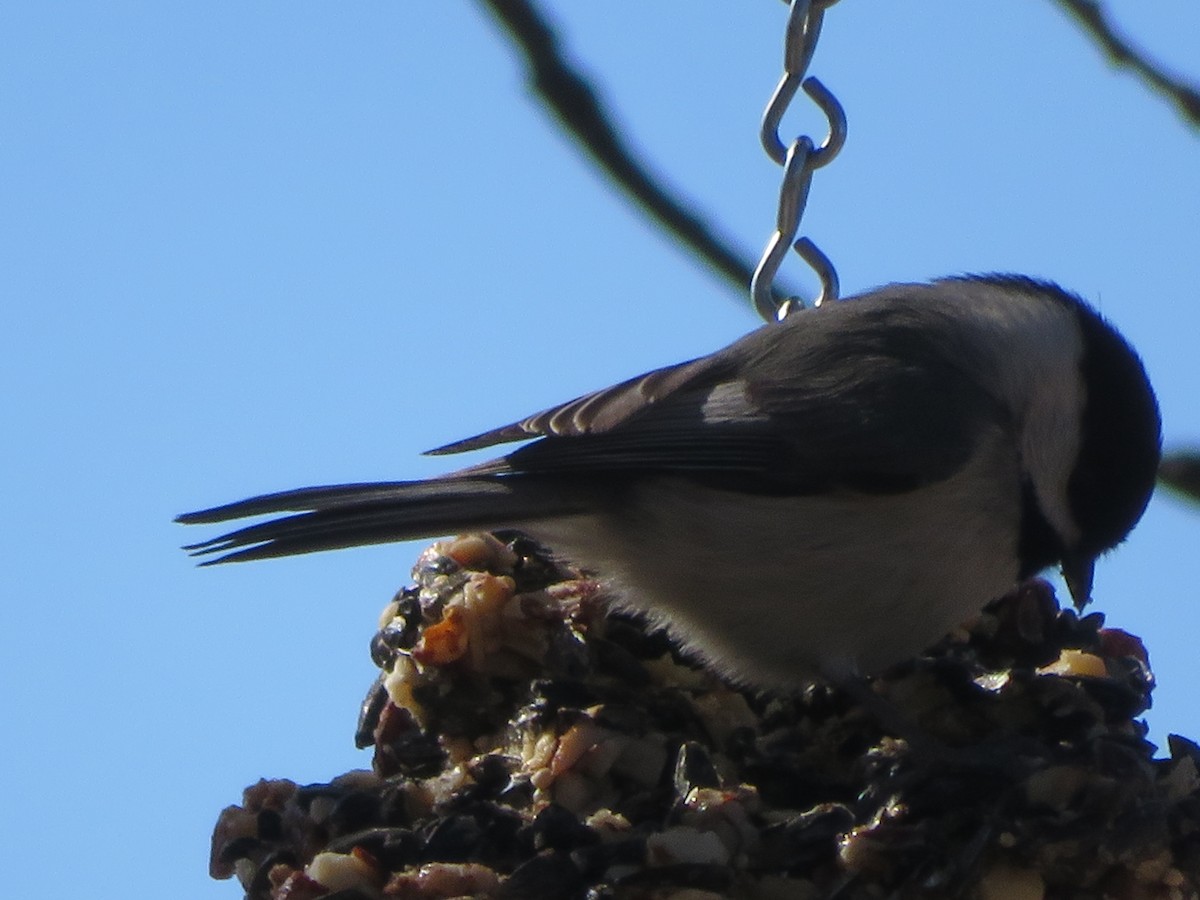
435,293,1000,494
426,354,725,455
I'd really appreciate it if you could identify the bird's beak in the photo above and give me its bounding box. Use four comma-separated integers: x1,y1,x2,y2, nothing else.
1061,553,1095,611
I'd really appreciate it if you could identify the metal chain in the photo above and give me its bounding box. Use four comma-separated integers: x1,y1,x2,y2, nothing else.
751,0,847,322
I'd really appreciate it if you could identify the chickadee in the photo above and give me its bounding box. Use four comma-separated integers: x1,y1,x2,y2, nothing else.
179,275,1160,686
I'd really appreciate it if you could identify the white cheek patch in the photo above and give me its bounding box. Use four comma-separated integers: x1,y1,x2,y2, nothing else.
1009,306,1086,548
1022,367,1085,546
961,288,1086,548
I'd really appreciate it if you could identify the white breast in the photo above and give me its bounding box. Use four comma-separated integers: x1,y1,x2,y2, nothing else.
531,427,1023,686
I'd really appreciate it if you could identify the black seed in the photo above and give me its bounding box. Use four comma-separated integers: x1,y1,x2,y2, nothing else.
420,814,485,862
467,753,519,797
673,741,721,798
355,676,388,749
256,807,283,841
520,804,599,854
326,791,381,837
215,835,261,868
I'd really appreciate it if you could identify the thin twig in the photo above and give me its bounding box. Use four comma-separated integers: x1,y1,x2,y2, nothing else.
1052,0,1200,129
1159,451,1200,505
476,0,800,305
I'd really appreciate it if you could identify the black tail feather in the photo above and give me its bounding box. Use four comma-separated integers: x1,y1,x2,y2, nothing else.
177,476,580,564
175,481,459,525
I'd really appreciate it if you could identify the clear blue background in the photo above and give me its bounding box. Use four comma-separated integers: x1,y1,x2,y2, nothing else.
3,3,1198,897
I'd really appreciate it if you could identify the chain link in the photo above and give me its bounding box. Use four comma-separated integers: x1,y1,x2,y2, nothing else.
752,0,846,322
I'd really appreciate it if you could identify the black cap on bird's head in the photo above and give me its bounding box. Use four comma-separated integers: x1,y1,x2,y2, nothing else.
1062,298,1162,609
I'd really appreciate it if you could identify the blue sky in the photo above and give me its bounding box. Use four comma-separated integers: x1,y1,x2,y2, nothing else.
3,3,1199,897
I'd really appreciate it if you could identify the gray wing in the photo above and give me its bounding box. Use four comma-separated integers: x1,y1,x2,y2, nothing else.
436,296,1003,495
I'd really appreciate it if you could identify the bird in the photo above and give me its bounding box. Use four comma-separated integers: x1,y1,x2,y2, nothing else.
178,275,1161,687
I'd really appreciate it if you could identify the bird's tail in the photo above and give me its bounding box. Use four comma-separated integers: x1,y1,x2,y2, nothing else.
176,475,581,564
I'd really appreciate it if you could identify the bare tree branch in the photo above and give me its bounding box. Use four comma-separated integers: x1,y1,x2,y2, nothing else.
475,0,800,306
1160,451,1200,505
1052,0,1200,129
